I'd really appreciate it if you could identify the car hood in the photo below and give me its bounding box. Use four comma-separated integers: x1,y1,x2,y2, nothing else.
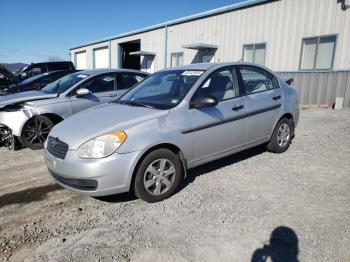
50,103,169,150
0,91,57,108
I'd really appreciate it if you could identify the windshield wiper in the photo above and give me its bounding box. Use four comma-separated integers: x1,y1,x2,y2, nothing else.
115,100,156,109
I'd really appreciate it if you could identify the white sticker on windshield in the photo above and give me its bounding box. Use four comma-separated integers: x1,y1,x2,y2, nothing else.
77,74,88,78
171,99,179,104
181,71,204,76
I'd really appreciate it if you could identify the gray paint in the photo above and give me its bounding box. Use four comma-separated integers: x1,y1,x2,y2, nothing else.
43,62,299,197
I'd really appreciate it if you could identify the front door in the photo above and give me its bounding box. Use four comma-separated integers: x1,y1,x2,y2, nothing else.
188,66,247,165
237,65,282,143
70,73,117,114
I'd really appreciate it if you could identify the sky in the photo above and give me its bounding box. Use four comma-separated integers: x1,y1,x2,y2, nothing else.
0,0,243,64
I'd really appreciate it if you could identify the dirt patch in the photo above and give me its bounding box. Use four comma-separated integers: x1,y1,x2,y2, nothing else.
0,109,350,261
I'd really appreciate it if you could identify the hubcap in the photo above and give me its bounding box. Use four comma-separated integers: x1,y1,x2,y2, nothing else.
277,123,290,148
23,119,51,146
143,159,176,196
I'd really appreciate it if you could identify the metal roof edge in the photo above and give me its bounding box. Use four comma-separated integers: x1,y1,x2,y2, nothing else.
70,0,272,50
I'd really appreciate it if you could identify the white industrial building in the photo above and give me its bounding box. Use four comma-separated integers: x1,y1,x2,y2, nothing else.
70,0,350,72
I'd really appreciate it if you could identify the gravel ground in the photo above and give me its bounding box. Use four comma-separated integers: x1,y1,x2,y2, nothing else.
0,108,349,262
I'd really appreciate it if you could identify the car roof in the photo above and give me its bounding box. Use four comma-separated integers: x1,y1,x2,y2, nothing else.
162,62,278,76
78,68,150,76
166,63,219,71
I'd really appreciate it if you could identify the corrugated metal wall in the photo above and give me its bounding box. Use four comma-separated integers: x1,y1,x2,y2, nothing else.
167,0,350,71
278,71,350,108
70,0,350,72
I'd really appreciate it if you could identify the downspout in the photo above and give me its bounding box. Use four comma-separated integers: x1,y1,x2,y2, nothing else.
164,25,168,69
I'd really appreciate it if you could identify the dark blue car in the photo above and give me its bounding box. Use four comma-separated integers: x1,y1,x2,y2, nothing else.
0,70,71,96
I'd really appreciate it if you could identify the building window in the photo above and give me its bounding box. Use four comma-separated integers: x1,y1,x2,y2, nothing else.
300,35,336,70
170,52,184,67
242,43,266,65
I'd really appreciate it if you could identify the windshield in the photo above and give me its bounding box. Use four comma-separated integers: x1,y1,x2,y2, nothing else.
21,73,47,85
41,73,88,94
119,70,203,109
14,66,27,76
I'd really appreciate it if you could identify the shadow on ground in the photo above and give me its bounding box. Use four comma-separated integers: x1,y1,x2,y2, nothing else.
251,226,299,262
97,144,267,203
0,184,62,208
178,144,267,192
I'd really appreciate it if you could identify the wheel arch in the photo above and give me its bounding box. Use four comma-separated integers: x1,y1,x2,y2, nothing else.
274,112,295,139
41,113,64,125
129,143,187,195
20,113,64,136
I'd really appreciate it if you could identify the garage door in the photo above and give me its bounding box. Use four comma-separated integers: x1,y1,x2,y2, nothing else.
75,52,87,70
94,47,109,69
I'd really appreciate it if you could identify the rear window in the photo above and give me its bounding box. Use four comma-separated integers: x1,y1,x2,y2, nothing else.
47,63,71,71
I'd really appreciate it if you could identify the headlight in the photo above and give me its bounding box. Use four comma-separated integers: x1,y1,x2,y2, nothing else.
77,131,127,159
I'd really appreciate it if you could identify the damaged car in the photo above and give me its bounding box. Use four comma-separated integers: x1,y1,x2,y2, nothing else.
0,64,19,90
0,69,149,150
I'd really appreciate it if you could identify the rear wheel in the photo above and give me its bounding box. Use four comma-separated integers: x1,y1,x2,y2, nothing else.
20,115,54,150
267,117,293,153
134,149,183,203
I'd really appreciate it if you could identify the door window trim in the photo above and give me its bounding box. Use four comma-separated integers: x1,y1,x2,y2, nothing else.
236,65,280,96
190,65,241,107
69,73,117,96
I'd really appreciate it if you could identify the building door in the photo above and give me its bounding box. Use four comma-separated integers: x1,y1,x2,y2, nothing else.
94,47,109,69
75,52,87,70
201,55,214,63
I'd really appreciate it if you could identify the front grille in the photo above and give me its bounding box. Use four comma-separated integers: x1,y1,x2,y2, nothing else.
47,136,69,160
52,173,98,191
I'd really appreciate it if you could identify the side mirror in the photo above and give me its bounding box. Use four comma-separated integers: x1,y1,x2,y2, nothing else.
76,88,91,97
191,95,218,109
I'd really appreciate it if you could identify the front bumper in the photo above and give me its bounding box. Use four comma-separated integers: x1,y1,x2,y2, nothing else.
0,110,31,136
44,147,142,197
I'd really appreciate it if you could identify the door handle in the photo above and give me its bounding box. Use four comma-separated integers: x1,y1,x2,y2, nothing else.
232,104,244,111
272,95,281,101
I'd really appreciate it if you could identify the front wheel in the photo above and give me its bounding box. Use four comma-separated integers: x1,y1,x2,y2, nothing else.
267,118,293,153
134,149,183,203
20,115,54,150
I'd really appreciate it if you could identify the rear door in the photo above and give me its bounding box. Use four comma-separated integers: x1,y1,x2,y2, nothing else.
70,73,117,114
237,65,282,143
188,66,248,165
116,73,147,97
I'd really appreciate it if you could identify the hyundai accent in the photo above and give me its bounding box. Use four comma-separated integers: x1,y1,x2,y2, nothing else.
44,63,299,203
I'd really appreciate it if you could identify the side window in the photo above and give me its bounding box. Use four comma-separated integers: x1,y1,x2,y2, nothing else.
118,73,146,90
83,73,116,93
238,66,279,95
194,67,239,102
27,64,47,77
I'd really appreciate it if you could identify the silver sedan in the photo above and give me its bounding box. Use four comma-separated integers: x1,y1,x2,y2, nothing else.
44,62,300,202
0,69,148,149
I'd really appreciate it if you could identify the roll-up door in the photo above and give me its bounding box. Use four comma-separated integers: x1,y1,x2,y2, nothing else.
94,47,109,69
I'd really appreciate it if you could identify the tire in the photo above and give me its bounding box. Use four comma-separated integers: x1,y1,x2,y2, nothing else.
267,117,294,153
134,149,183,203
20,115,54,150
